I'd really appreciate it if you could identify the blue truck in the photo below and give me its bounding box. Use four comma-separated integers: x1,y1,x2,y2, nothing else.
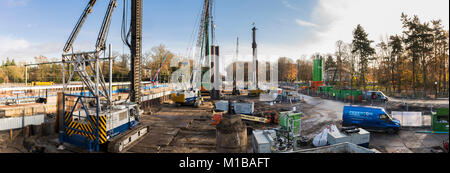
343,106,401,134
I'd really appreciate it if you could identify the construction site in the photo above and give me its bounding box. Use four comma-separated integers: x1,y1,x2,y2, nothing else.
0,0,449,155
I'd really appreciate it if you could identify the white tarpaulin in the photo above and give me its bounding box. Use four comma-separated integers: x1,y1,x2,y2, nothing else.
392,112,422,127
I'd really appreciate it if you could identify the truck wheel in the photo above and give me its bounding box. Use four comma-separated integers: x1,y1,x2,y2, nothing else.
387,128,397,134
194,101,199,108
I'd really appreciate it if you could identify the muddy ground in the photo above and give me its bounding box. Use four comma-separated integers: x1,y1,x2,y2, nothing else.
128,101,217,153
288,91,448,153
0,90,448,153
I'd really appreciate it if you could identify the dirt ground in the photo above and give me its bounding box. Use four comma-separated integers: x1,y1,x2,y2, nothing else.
0,89,448,153
370,128,448,153
128,100,217,153
294,92,449,153
0,129,67,153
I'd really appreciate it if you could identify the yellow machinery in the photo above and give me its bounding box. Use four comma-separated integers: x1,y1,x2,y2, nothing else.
248,89,261,97
248,89,269,97
171,90,200,107
212,111,272,125
31,82,54,86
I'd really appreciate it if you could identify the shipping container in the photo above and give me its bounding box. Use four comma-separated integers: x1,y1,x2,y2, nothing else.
318,86,334,96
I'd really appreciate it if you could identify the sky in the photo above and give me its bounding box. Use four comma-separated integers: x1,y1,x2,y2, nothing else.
0,0,449,64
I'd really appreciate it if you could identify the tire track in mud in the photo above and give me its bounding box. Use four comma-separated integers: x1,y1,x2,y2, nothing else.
300,96,343,139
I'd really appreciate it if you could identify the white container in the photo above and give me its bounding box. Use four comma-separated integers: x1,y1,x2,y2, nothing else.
252,130,271,153
215,101,229,112
352,128,370,145
327,130,351,145
234,102,254,115
215,101,255,115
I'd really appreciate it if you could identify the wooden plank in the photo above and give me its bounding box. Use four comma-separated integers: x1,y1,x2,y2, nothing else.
240,114,268,123
0,104,57,117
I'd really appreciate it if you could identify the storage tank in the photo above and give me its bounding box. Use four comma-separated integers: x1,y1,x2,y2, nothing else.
313,55,323,82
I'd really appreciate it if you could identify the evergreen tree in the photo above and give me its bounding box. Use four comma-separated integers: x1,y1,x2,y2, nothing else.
401,13,434,97
352,24,375,90
389,35,403,93
324,55,337,83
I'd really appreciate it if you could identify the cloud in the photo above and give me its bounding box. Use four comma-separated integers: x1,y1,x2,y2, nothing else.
281,0,300,11
0,35,63,63
294,0,450,57
295,19,318,27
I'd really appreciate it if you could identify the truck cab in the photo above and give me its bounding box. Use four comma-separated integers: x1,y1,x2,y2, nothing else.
343,106,401,134
364,91,389,102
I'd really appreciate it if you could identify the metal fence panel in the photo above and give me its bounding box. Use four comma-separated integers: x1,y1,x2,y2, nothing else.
0,114,45,131
392,111,423,127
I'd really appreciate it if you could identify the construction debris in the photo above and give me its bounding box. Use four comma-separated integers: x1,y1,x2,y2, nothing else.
287,142,380,153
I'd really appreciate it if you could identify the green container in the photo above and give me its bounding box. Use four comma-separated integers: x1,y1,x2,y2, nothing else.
350,90,362,97
340,90,346,99
318,86,332,95
339,90,345,99
339,90,350,99
325,86,333,95
279,111,302,136
330,89,340,97
343,90,361,98
432,108,449,132
318,86,324,93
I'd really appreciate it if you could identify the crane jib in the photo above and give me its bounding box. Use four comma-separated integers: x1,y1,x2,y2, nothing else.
63,1,98,53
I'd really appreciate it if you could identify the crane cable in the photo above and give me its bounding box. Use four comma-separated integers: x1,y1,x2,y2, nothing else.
120,0,131,102
185,2,204,58
121,0,131,49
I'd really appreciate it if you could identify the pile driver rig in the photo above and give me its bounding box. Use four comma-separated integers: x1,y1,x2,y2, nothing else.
248,25,263,97
59,0,148,152
171,0,219,106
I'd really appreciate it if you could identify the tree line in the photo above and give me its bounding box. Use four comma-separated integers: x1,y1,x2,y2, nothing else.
0,44,179,85
277,13,449,98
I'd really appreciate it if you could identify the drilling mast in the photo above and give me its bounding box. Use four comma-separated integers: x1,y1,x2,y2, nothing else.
252,25,258,90
130,0,142,104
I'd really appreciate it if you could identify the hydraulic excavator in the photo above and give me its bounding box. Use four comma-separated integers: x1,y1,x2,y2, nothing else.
59,0,148,152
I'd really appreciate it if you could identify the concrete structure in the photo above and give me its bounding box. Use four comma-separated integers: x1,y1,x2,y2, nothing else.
327,128,370,147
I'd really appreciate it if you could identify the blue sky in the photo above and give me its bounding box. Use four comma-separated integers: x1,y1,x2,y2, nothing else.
1,0,448,63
